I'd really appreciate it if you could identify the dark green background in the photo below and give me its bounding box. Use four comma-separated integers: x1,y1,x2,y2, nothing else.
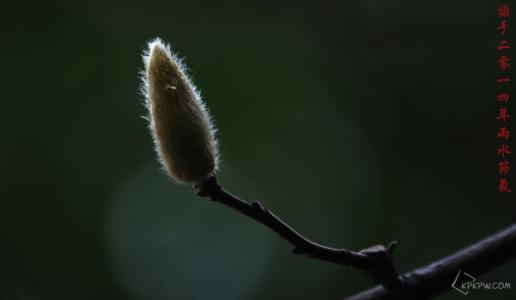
1,1,514,299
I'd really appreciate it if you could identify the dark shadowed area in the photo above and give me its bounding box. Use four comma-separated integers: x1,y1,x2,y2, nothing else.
0,0,514,299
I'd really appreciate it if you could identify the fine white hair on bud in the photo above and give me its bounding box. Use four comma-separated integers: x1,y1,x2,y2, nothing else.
142,38,219,184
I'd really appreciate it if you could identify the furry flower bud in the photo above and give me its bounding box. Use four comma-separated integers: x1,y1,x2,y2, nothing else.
142,38,219,184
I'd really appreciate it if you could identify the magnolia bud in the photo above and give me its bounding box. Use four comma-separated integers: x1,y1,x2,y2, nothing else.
142,38,219,184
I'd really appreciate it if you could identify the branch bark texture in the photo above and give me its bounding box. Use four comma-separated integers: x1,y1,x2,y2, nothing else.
194,176,400,287
194,176,516,299
346,223,516,299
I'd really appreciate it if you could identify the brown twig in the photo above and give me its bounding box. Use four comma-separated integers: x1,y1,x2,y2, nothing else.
194,176,401,287
346,223,516,300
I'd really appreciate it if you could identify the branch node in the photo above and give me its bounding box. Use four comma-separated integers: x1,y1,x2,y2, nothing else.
359,243,401,288
387,241,398,254
251,201,265,211
193,175,219,198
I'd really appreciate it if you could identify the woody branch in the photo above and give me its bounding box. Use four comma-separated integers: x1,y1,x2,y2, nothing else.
142,40,402,286
194,176,401,287
346,223,516,300
142,39,516,300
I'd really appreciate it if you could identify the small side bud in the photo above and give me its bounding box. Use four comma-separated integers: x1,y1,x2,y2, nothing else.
142,38,219,184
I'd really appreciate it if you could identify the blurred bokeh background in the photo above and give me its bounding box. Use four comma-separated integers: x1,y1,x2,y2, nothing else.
0,0,514,299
